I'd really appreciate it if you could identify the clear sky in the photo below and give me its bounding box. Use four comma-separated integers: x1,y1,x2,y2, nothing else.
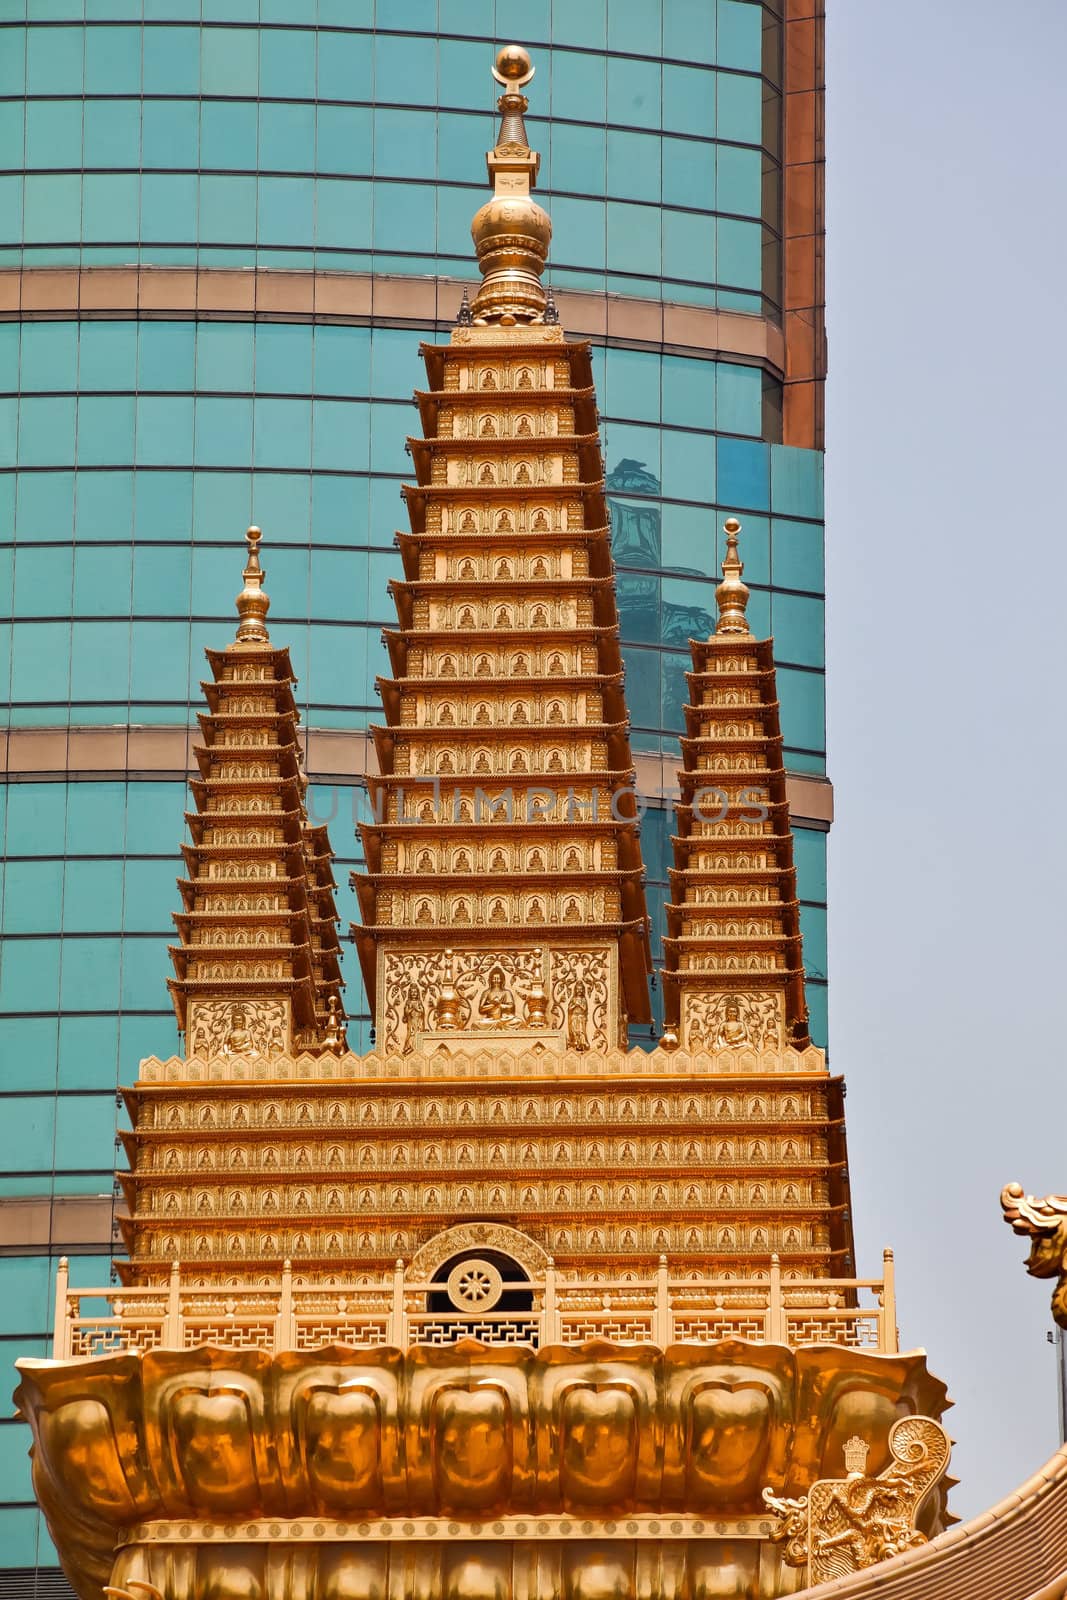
825,0,1067,1519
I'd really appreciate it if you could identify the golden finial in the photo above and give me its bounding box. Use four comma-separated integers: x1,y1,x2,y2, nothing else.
233,524,270,646
714,516,751,636
469,45,552,326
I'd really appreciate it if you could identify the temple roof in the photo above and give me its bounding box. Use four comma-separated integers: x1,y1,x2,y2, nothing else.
787,1442,1067,1600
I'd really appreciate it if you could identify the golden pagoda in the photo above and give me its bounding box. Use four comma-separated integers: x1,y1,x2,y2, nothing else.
15,47,965,1600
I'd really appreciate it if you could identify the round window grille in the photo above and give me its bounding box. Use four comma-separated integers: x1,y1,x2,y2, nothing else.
446,1257,504,1312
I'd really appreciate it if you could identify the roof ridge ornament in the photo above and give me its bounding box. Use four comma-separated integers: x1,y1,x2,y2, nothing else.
470,46,552,327
233,523,270,647
714,516,751,636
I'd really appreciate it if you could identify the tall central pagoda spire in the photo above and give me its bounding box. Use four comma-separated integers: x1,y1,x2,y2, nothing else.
353,51,653,1053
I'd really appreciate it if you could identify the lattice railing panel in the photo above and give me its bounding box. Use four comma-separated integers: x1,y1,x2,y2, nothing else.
295,1319,390,1349
182,1321,276,1350
70,1321,164,1358
785,1313,882,1349
558,1314,655,1342
407,1316,540,1347
672,1315,766,1342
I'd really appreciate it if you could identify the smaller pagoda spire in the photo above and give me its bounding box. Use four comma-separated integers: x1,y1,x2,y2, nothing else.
470,45,552,326
165,523,346,1066
661,516,811,1053
234,524,270,646
714,516,751,636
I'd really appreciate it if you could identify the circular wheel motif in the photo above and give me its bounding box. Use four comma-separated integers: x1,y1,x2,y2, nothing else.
447,1258,504,1312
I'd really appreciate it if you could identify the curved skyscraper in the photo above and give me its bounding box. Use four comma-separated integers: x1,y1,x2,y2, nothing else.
0,6,827,1578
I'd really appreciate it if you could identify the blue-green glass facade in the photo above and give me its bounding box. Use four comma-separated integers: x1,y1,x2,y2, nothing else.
0,2,825,1574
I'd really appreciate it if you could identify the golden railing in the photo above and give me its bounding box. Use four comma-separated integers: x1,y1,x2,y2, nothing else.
52,1251,898,1360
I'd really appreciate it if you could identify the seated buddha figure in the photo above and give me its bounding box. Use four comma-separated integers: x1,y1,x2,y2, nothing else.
478,967,516,1028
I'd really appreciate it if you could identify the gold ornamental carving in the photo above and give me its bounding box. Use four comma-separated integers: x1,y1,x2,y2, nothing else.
380,948,552,1053
377,948,615,1056
1002,1183,1067,1326
409,1222,550,1278
186,998,290,1058
763,1415,950,1583
548,948,610,1052
683,991,783,1053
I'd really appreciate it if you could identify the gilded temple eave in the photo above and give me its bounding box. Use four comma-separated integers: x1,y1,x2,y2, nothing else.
395,523,613,549
176,851,306,883
201,644,295,678
382,620,621,649
376,669,626,722
385,581,622,634
414,383,598,438
402,478,608,504
417,333,595,385
369,720,633,753
351,916,652,954
407,428,601,457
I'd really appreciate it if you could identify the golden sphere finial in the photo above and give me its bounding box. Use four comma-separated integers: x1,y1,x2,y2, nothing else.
234,523,270,645
493,43,534,87
714,515,751,637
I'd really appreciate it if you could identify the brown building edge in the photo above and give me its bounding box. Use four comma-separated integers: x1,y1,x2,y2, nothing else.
782,0,827,451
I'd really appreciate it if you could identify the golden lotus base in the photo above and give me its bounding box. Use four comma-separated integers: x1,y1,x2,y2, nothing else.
16,1339,949,1600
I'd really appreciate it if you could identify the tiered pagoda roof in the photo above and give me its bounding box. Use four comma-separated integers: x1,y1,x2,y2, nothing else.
166,527,344,1060
352,323,652,1052
662,519,811,1052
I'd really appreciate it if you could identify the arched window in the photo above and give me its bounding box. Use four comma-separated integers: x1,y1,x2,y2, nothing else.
424,1249,535,1340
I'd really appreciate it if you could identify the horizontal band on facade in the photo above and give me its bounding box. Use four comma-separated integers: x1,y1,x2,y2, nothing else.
0,266,787,377
0,724,833,827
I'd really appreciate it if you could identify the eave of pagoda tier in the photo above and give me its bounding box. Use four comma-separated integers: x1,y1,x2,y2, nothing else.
359,815,645,881
354,324,652,1051
114,1064,852,1280
387,574,620,632
403,482,610,542
382,626,624,683
376,666,628,731
370,722,636,775
663,631,811,1052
